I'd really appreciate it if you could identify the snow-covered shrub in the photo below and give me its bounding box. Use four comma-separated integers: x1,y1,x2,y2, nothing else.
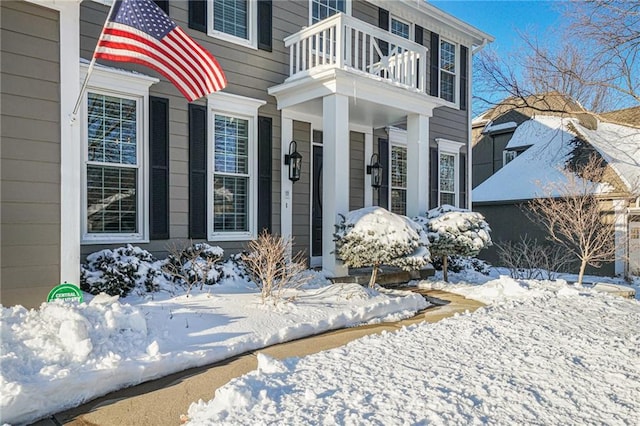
334,206,431,287
162,242,227,294
81,245,160,297
241,231,309,304
417,205,492,282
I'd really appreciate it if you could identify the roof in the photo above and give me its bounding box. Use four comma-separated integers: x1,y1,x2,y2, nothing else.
472,115,640,202
473,92,587,125
598,106,640,128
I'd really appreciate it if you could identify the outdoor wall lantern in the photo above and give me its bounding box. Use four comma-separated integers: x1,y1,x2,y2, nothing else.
284,140,302,182
366,153,383,189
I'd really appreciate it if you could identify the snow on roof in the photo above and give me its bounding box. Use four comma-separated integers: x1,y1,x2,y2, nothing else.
482,121,517,134
472,115,640,202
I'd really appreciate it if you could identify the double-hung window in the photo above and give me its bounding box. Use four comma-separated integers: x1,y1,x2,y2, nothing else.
208,92,265,240
81,63,158,243
440,39,456,103
210,0,256,48
436,138,464,207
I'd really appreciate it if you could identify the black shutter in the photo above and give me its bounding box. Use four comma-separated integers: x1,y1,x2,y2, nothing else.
414,24,424,89
257,0,272,52
414,25,424,45
378,7,389,56
460,46,469,111
459,153,467,208
189,0,207,33
430,32,440,97
189,104,207,239
149,97,170,240
154,0,170,15
378,138,389,209
430,147,439,208
257,116,272,233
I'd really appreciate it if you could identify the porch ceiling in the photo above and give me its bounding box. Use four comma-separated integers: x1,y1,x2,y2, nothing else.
268,68,447,128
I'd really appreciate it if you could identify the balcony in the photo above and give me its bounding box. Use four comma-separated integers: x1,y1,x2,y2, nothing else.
284,13,428,94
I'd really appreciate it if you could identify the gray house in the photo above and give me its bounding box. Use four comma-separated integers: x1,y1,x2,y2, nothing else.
472,96,640,277
1,0,492,308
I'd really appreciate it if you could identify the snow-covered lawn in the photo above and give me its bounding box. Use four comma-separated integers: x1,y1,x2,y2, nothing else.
0,275,426,425
186,274,640,425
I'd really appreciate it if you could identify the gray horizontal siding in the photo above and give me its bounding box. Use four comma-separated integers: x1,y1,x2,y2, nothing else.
1,1,61,308
292,121,311,256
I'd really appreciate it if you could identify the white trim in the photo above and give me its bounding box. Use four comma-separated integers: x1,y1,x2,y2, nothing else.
79,63,157,245
208,0,258,50
207,93,265,241
281,115,294,241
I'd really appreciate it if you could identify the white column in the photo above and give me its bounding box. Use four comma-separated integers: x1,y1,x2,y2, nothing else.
322,94,349,277
364,129,373,207
613,199,627,276
59,1,81,286
406,113,429,217
280,114,294,239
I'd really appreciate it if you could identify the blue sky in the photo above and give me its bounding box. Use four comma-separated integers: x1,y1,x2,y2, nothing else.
430,0,563,53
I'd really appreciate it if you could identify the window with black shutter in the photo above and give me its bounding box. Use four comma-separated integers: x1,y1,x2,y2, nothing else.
154,0,170,15
188,0,207,33
257,0,272,51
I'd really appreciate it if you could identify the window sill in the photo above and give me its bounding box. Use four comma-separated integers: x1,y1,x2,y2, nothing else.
208,30,257,50
208,231,255,242
82,234,148,245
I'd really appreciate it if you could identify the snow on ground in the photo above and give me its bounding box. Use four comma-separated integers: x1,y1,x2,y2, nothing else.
186,275,640,425
0,275,427,425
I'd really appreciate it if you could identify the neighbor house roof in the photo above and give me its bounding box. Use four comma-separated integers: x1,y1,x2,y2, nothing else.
472,115,640,202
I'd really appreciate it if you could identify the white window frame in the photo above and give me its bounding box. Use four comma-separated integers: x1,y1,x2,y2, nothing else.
208,0,257,50
439,38,458,104
436,138,464,208
80,62,158,244
503,150,518,166
309,0,351,25
390,15,412,41
207,92,265,241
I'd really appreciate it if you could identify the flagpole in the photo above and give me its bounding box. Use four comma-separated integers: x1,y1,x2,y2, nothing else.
71,0,118,122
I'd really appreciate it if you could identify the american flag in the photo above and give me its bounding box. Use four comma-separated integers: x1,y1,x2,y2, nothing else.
95,0,226,101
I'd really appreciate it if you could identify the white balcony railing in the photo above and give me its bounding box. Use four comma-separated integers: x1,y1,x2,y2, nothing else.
284,13,428,93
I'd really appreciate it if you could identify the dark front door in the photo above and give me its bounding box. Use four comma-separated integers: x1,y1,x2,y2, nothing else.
312,145,323,257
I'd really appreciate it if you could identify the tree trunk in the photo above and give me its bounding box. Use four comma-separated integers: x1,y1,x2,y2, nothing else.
577,258,587,286
369,263,379,288
442,256,449,282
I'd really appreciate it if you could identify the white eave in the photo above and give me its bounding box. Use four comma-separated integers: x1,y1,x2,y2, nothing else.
366,0,494,47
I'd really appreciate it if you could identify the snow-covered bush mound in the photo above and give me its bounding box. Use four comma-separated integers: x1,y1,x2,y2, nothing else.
417,205,492,257
334,206,430,272
81,245,163,297
164,242,226,287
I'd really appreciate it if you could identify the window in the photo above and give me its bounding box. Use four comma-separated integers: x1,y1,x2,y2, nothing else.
210,0,256,48
390,17,410,40
439,152,456,206
213,114,250,233
436,138,464,207
440,40,456,103
81,63,158,243
311,0,348,24
390,145,407,215
208,92,265,240
503,150,518,166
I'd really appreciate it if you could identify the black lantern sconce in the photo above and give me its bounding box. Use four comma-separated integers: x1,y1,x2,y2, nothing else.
284,140,302,182
366,153,383,189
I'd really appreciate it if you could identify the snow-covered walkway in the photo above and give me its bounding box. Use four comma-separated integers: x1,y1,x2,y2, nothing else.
186,279,640,425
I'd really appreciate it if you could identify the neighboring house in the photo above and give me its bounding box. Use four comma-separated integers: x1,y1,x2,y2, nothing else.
0,0,492,307
471,96,640,277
